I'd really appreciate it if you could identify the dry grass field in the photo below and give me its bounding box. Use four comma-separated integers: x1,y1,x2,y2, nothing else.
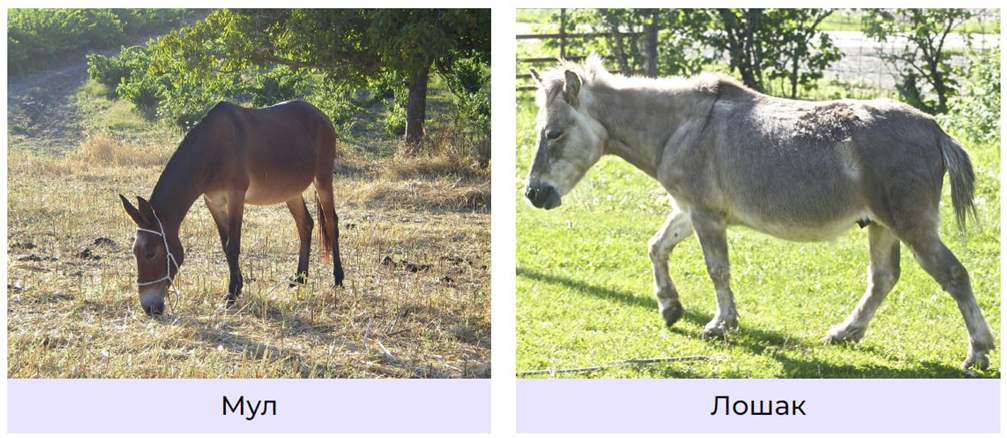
7,130,491,378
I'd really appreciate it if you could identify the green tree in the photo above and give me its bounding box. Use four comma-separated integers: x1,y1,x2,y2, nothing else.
151,9,489,144
767,9,841,98
863,8,973,114
705,9,840,94
550,8,839,94
552,9,710,78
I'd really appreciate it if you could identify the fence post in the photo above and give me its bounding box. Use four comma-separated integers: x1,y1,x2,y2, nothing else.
560,8,566,59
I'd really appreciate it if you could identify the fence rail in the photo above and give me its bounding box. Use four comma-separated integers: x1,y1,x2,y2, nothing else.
516,8,999,95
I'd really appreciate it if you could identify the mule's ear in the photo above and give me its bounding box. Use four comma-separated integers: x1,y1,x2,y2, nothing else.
136,196,156,223
529,68,543,85
563,70,581,104
120,194,144,226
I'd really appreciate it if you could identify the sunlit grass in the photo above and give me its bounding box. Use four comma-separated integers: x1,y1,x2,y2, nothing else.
8,90,491,379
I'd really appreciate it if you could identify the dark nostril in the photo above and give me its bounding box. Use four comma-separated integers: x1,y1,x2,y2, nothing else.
143,304,164,316
525,186,538,200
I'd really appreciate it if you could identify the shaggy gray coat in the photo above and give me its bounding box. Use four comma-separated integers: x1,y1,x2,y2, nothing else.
524,56,993,370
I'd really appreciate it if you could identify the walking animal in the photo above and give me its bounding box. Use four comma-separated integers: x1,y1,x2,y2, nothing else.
523,56,994,370
120,100,345,315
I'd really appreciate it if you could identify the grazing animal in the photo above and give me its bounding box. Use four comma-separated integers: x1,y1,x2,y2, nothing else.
119,100,345,315
523,56,994,370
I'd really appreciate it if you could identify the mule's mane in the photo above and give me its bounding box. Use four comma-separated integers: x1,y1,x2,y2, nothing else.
176,102,229,151
536,54,753,100
149,103,231,210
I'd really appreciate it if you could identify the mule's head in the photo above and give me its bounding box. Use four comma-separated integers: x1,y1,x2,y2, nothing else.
119,195,184,315
525,67,608,210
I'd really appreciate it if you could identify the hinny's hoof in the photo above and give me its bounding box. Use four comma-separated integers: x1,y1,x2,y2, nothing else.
962,352,990,371
824,324,864,345
661,302,684,327
701,318,737,340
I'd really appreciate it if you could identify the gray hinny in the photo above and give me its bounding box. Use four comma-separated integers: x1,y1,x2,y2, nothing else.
524,56,994,370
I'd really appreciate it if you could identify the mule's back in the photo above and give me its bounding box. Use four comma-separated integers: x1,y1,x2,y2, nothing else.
206,100,336,205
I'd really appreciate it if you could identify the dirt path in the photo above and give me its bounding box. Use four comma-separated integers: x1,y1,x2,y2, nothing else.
6,50,108,153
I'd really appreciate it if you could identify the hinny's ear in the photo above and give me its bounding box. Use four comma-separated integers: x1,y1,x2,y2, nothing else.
136,196,156,223
120,194,144,226
529,68,543,85
563,70,581,104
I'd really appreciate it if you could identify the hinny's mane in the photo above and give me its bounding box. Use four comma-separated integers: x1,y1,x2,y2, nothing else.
536,54,752,102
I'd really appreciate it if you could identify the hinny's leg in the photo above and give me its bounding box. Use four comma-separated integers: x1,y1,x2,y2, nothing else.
648,209,694,326
826,224,901,343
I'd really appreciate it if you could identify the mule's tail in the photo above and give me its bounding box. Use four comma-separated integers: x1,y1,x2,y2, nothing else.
938,133,978,233
315,190,333,262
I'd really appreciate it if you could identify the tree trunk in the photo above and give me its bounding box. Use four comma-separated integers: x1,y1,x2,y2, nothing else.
790,58,799,98
643,10,659,78
405,59,432,145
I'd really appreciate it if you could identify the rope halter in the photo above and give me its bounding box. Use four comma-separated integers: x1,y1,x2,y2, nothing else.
135,211,179,287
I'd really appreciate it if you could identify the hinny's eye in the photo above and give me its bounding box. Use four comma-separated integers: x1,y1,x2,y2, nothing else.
545,129,563,140
143,248,156,260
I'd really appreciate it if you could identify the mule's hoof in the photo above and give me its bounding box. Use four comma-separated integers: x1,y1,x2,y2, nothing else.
963,351,990,371
224,294,238,308
661,302,684,327
287,275,306,288
824,325,864,345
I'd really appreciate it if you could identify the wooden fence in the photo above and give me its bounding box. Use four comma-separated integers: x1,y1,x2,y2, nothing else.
516,9,639,91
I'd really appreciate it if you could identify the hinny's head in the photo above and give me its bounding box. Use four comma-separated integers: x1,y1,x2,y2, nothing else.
524,63,608,210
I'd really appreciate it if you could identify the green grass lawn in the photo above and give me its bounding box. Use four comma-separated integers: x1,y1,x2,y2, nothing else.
515,98,1001,378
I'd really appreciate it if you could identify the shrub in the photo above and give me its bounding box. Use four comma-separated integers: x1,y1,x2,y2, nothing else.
86,53,130,93
441,57,491,166
939,45,1000,144
87,45,152,93
158,86,220,130
9,9,189,76
245,66,310,107
117,75,167,118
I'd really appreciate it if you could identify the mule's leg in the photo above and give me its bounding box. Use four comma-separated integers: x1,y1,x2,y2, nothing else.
648,209,694,326
903,231,994,370
691,211,738,339
203,195,228,254
826,224,901,344
314,180,344,287
223,192,246,306
285,196,313,285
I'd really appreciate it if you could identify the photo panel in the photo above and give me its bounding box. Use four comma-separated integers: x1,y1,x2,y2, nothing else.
7,7,490,433
515,7,1000,433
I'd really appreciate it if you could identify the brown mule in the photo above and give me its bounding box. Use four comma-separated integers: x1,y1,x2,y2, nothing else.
120,100,344,315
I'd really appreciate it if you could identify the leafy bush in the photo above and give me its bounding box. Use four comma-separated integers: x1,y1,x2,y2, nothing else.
158,85,220,130
245,66,310,107
9,9,124,75
441,57,490,166
8,9,189,76
303,81,369,135
118,75,167,118
111,9,189,36
87,45,152,93
384,106,408,137
86,53,130,93
939,45,1001,143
